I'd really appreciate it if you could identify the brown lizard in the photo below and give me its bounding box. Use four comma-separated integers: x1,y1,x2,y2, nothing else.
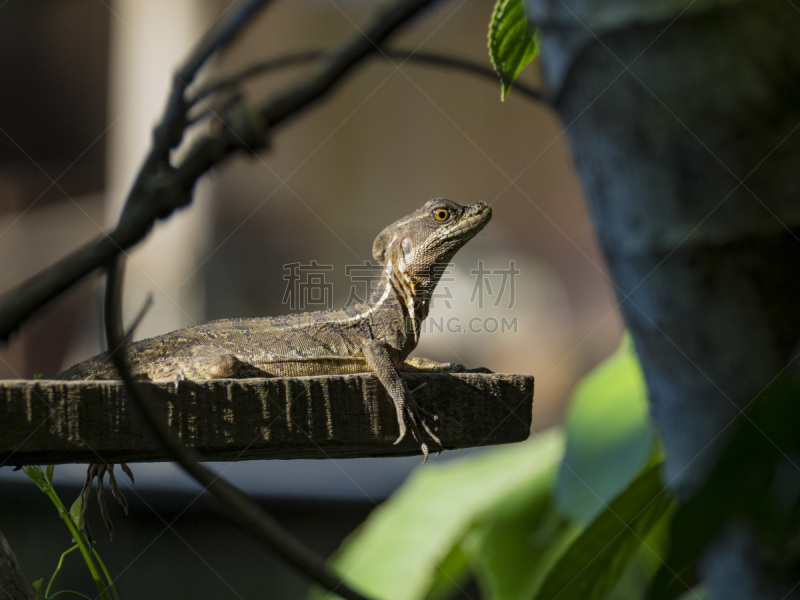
56,198,492,458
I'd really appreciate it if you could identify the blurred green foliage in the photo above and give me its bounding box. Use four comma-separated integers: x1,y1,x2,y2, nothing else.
555,335,657,525
324,338,673,600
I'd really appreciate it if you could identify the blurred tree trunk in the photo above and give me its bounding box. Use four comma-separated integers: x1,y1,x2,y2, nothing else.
0,530,33,600
527,0,800,597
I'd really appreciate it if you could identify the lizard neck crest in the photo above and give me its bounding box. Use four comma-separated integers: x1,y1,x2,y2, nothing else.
369,198,492,349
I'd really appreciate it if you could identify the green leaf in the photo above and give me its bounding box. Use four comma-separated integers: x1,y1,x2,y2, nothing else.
326,430,564,600
606,509,673,600
32,578,43,600
69,496,83,530
555,335,657,524
462,486,578,600
46,464,55,483
22,465,50,492
422,544,470,600
535,464,675,600
488,0,539,100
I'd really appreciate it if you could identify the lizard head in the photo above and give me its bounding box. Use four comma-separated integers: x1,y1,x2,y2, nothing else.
372,198,492,297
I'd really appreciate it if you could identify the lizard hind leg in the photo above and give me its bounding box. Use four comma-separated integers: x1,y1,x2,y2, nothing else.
141,345,242,382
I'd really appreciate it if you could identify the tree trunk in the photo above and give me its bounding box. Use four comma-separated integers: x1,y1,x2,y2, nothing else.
527,0,800,597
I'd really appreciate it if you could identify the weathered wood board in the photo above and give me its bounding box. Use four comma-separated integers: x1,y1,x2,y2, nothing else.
0,373,533,465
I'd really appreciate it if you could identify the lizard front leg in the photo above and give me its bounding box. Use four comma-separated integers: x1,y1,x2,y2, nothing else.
361,340,441,460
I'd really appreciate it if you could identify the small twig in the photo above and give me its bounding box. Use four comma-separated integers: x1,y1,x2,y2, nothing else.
191,51,320,101
262,0,440,130
187,92,244,127
175,0,442,187
122,293,153,343
190,49,544,112
102,261,373,600
397,50,543,101
148,0,276,161
182,0,275,82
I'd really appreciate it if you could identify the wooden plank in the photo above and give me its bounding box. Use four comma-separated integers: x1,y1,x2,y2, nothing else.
0,373,533,465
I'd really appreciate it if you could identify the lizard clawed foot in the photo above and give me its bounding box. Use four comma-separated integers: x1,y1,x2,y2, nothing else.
415,413,441,463
80,462,134,543
392,389,441,462
408,385,441,454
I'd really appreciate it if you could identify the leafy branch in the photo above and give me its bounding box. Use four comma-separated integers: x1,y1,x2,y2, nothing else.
22,465,118,600
188,49,544,122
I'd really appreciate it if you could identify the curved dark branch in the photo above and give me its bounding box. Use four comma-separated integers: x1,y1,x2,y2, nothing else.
392,50,543,101
179,0,275,82
102,262,374,600
0,0,442,341
191,50,320,103
190,49,544,114
257,0,440,131
147,0,275,168
176,0,441,187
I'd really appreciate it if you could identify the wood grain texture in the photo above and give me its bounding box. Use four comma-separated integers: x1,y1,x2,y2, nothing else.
0,373,533,465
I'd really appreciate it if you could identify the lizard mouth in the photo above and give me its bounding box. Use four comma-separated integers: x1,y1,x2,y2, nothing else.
445,201,492,240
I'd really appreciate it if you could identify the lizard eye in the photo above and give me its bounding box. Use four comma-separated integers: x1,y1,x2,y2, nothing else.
432,207,451,222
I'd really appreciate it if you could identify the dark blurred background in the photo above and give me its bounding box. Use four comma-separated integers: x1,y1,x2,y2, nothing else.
0,0,622,597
